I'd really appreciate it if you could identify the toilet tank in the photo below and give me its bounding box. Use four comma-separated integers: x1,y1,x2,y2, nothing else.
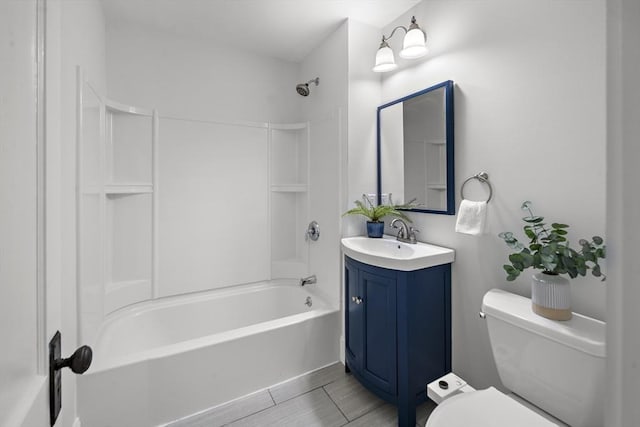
482,289,606,427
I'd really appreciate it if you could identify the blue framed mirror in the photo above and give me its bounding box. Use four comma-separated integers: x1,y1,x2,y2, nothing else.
377,80,454,214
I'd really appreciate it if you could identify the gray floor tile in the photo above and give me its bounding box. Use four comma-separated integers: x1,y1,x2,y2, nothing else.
269,362,346,404
341,398,435,427
167,390,274,427
343,403,398,427
416,399,436,426
227,388,347,427
323,374,385,421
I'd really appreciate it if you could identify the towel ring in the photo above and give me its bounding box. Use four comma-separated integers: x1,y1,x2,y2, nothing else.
460,172,493,203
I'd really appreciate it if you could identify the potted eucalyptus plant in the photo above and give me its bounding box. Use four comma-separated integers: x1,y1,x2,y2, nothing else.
499,201,605,320
343,199,412,238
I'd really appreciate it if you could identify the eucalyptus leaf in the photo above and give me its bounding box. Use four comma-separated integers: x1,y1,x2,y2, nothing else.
524,228,536,239
592,265,601,277
499,201,606,281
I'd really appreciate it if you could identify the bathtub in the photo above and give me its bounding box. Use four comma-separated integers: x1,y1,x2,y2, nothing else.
77,280,340,427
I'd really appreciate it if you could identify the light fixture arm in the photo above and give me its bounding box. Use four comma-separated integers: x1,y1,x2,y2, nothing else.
379,16,426,47
381,25,408,45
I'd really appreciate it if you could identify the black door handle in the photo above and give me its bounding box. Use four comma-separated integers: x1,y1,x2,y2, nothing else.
54,344,93,374
49,331,93,425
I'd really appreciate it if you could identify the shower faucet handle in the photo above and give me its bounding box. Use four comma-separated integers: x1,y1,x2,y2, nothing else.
306,221,320,241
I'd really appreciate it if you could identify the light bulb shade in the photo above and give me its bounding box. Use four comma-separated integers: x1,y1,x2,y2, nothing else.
399,28,427,59
373,45,397,72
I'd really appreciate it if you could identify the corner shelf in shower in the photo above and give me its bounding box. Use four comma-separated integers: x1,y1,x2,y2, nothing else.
77,66,159,342
270,122,307,130
269,122,310,279
104,183,154,195
427,184,447,190
102,99,158,314
405,138,446,146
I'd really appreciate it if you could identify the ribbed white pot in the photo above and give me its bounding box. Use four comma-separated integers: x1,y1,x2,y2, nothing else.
531,272,572,321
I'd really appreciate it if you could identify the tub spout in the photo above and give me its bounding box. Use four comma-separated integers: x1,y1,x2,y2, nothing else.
300,275,317,286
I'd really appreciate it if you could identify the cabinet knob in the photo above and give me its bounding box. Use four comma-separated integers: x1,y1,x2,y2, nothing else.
352,296,363,304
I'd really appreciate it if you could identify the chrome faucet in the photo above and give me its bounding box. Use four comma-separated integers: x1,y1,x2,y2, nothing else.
390,218,419,244
300,275,317,286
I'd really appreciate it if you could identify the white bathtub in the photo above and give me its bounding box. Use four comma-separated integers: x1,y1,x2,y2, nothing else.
77,280,340,427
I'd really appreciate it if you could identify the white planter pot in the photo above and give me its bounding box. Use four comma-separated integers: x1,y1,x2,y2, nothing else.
531,272,572,321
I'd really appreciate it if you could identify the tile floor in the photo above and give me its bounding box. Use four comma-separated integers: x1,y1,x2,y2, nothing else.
169,362,436,427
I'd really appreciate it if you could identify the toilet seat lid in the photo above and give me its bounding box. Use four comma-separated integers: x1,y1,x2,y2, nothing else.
425,387,560,427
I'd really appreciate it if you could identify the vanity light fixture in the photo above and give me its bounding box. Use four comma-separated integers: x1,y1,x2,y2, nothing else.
373,16,428,73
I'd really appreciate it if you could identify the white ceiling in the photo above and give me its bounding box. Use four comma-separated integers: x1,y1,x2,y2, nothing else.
100,0,421,62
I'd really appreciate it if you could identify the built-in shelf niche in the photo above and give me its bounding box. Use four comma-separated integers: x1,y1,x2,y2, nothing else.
104,193,153,313
106,100,154,186
405,133,447,209
77,68,158,339
425,138,446,208
102,101,157,314
270,123,309,278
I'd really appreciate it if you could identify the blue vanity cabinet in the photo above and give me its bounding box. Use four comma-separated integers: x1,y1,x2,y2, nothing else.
344,255,452,427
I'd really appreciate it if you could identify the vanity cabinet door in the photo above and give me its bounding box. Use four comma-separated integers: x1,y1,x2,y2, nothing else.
344,258,363,370
360,268,397,395
345,257,398,396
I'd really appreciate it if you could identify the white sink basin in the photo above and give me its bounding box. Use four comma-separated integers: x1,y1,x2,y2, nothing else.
341,235,455,271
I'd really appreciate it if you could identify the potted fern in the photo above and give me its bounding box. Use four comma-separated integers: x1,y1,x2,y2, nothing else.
499,201,605,320
343,199,412,238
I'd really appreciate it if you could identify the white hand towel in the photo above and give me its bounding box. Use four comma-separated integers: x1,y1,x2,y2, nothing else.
455,200,487,235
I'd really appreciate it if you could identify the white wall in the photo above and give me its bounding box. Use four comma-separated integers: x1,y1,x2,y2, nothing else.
373,0,606,391
106,25,302,297
158,119,270,296
606,0,640,425
345,19,384,237
106,24,301,123
299,21,349,308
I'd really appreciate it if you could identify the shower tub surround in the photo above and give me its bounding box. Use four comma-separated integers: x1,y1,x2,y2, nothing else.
77,280,340,427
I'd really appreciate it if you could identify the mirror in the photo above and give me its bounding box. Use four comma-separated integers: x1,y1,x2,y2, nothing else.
377,80,454,214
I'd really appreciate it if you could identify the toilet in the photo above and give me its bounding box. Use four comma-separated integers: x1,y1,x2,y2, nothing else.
426,288,606,427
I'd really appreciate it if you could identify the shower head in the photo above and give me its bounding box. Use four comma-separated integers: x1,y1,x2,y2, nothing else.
296,84,310,97
296,77,320,96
